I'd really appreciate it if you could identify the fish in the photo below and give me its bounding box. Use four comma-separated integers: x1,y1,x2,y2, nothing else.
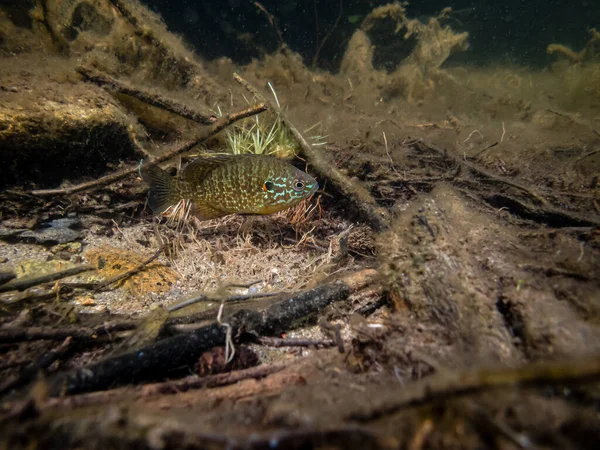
141,154,319,220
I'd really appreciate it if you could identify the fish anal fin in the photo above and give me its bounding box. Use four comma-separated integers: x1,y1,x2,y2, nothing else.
192,203,227,221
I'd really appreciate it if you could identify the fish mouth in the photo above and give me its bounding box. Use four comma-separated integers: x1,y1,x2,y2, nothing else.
309,181,319,195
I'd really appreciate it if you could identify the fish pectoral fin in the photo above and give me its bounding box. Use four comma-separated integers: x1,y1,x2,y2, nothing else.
140,163,180,213
182,154,240,183
192,203,227,221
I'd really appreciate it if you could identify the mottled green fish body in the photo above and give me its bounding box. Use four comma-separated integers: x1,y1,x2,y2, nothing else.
141,154,318,220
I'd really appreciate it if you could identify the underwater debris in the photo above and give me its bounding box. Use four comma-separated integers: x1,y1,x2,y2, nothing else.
77,66,217,125
29,102,267,196
0,0,232,186
0,218,83,246
0,261,94,293
341,3,468,102
547,28,600,64
546,28,600,109
84,245,177,296
0,55,142,186
47,269,377,395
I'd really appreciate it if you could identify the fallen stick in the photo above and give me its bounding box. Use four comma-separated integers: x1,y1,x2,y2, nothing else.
469,141,498,159
0,264,95,293
253,336,336,348
0,271,16,287
0,321,138,344
481,192,600,228
574,149,600,164
76,67,216,125
412,141,600,227
355,296,388,317
347,355,600,421
546,108,600,138
2,405,392,450
167,290,283,312
0,286,70,306
463,159,549,207
141,361,286,396
253,2,285,52
39,362,287,411
48,269,376,395
233,73,390,230
29,103,268,196
0,336,73,396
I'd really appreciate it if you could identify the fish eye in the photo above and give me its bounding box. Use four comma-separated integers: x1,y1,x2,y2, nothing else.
263,181,274,191
293,180,305,192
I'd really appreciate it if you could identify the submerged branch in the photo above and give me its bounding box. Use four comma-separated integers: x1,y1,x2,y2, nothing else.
48,269,376,395
0,265,95,293
0,321,137,344
76,67,216,125
348,355,600,421
29,103,268,197
0,337,73,396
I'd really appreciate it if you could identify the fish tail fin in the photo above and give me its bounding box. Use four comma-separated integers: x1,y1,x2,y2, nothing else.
141,164,182,213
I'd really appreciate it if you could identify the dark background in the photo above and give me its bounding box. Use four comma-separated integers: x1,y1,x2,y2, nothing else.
143,0,599,69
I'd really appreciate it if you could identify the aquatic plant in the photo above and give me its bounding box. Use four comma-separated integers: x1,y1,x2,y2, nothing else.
226,112,297,158
218,84,298,159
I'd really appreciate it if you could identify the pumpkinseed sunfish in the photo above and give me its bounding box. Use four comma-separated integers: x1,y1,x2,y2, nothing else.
141,154,318,221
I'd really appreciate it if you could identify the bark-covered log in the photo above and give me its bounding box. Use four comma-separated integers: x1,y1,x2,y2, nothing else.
49,270,376,396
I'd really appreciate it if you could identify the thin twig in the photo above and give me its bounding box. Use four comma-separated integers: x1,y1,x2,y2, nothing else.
319,319,345,353
463,129,483,143
90,245,165,292
466,402,535,450
355,296,388,316
0,265,95,293
253,2,285,52
418,139,547,206
24,363,287,413
312,0,344,68
29,103,268,196
574,149,600,164
463,159,549,206
383,131,402,177
47,269,377,395
470,141,498,159
76,67,216,125
0,271,17,287
254,336,336,348
0,336,73,396
0,321,137,344
546,108,600,138
167,290,283,312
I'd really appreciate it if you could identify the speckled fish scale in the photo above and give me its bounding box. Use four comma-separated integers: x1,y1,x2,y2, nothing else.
141,154,318,221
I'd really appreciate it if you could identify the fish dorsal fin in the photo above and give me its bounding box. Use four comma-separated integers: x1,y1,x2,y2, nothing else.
182,154,239,183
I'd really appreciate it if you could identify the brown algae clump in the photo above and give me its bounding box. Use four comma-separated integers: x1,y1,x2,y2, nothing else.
85,246,178,296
